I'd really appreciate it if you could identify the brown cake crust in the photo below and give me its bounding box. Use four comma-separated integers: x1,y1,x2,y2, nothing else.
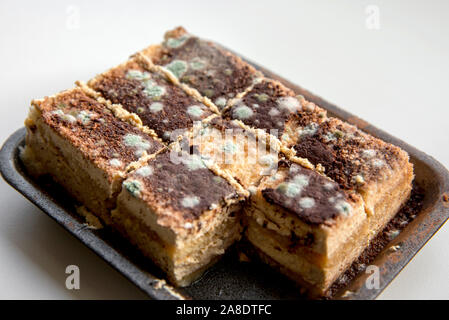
142,28,261,108
223,79,327,139
223,79,324,137
88,58,212,142
122,149,239,229
261,161,357,226
34,88,163,175
289,116,410,191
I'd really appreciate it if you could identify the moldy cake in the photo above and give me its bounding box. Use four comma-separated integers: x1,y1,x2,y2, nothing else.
22,87,164,224
22,26,414,296
112,148,244,286
85,55,214,143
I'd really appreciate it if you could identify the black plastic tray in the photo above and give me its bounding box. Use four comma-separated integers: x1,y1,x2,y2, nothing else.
1,61,449,300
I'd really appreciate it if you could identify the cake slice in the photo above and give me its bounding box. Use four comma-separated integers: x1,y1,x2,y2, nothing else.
141,27,262,111
85,56,213,143
222,78,327,139
284,115,414,238
245,160,367,296
112,148,244,286
21,87,164,224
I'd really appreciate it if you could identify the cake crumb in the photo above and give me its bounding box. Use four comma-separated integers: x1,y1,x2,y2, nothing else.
389,244,401,252
76,206,103,229
152,279,166,290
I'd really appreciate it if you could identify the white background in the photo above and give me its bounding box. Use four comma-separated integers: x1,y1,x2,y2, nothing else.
0,0,448,299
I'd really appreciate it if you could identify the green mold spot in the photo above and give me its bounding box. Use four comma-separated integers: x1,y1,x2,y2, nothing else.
299,197,315,209
335,200,352,216
63,114,77,123
256,93,269,103
277,182,302,198
277,174,310,198
52,109,78,123
166,60,188,78
181,196,200,208
52,109,64,116
215,97,227,109
135,166,153,177
142,80,165,98
190,58,206,70
233,105,253,120
224,68,233,76
323,132,337,142
187,105,204,118
324,182,335,190
372,159,385,168
149,102,164,113
183,154,207,171
126,69,151,81
123,134,151,150
268,108,280,117
292,174,309,187
109,158,122,167
300,123,318,137
165,35,189,48
277,96,300,112
123,180,141,197
77,110,93,125
362,149,376,158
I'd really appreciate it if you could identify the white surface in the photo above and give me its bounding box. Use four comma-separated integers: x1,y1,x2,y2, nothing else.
0,0,448,299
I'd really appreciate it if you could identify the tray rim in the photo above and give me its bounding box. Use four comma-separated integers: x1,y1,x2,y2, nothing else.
1,72,449,300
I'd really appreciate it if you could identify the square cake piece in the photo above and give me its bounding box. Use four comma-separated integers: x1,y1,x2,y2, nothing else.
222,78,327,139
22,87,164,224
141,27,262,111
85,56,213,143
187,116,280,190
284,115,414,238
245,160,367,296
112,148,244,286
